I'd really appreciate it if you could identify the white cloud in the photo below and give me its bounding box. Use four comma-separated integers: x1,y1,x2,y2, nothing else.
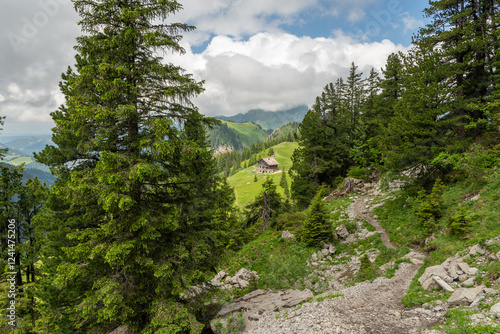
172,32,409,116
400,12,424,34
174,0,318,40
348,9,366,23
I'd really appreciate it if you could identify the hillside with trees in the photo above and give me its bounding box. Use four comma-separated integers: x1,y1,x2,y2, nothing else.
0,1,499,333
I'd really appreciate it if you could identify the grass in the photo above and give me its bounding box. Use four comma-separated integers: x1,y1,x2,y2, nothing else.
439,307,499,334
373,168,500,307
229,142,298,207
223,121,269,147
5,156,34,165
220,230,316,291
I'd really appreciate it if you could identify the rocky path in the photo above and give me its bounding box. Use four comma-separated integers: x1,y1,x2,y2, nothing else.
245,183,443,333
353,199,395,249
247,252,440,334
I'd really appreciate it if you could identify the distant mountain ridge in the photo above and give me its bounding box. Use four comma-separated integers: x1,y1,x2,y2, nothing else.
216,105,308,131
2,135,53,155
207,120,269,151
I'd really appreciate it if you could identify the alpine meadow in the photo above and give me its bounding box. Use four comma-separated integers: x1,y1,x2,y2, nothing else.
0,1,500,334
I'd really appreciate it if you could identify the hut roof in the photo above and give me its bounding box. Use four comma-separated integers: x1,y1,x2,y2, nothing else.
259,157,279,166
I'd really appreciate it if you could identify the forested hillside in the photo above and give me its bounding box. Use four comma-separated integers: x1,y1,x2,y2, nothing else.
217,106,308,131
207,120,269,152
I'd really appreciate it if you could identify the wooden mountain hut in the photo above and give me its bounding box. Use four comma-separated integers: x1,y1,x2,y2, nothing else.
255,157,279,174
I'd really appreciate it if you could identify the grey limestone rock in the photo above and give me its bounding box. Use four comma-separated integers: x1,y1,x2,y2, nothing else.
211,289,313,333
448,285,485,306
336,224,350,239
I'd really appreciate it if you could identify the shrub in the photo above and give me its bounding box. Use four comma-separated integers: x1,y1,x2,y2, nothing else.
213,312,245,334
414,178,445,233
356,254,378,282
448,209,471,236
347,166,366,180
301,192,331,247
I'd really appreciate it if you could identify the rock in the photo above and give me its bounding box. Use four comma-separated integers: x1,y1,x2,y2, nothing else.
470,194,480,201
461,277,475,287
320,248,330,257
311,253,318,261
419,265,449,291
432,276,455,292
467,267,479,276
469,245,487,256
328,245,337,255
457,262,470,273
336,224,350,239
443,276,454,284
109,326,134,334
282,230,295,239
491,303,500,317
458,274,468,282
403,251,425,266
211,289,313,333
225,268,259,289
448,286,485,306
484,288,498,295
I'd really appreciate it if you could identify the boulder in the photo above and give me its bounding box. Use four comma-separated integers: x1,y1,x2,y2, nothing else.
467,267,479,276
282,230,295,239
336,224,350,239
211,289,313,333
432,276,454,292
469,244,487,256
461,277,475,287
448,286,485,306
225,268,259,289
320,248,330,257
491,302,500,318
419,265,449,291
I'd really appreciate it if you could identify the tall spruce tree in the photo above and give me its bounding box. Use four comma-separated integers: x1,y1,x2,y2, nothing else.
34,1,230,332
417,0,499,141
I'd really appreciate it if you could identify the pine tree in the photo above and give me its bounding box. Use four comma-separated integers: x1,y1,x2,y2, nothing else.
34,1,228,332
290,81,350,208
279,168,290,198
301,191,330,247
417,0,498,140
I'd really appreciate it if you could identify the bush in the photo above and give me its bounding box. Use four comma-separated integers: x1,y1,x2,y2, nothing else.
356,254,378,282
347,166,366,180
414,178,445,233
448,209,471,236
213,312,245,334
432,143,499,185
301,192,331,247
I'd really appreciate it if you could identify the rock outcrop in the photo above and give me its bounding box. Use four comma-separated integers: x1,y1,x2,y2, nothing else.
211,289,313,333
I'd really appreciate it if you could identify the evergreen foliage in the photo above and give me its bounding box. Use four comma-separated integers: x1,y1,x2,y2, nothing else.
414,179,445,233
33,1,232,332
448,208,471,236
301,191,330,247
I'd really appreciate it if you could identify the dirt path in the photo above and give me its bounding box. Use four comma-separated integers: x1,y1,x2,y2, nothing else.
248,251,439,334
353,199,395,249
247,183,442,334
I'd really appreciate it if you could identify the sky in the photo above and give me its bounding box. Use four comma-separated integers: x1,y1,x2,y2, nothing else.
0,0,430,138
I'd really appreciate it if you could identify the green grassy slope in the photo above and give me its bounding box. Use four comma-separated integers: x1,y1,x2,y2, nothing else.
228,142,298,207
223,121,269,147
207,120,269,150
7,156,34,165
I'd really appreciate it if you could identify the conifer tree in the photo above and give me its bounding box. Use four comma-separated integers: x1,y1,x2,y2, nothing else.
34,1,230,332
279,168,290,198
301,191,330,247
290,81,351,208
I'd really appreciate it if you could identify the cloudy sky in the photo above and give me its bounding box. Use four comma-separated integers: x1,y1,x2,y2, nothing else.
0,0,429,138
